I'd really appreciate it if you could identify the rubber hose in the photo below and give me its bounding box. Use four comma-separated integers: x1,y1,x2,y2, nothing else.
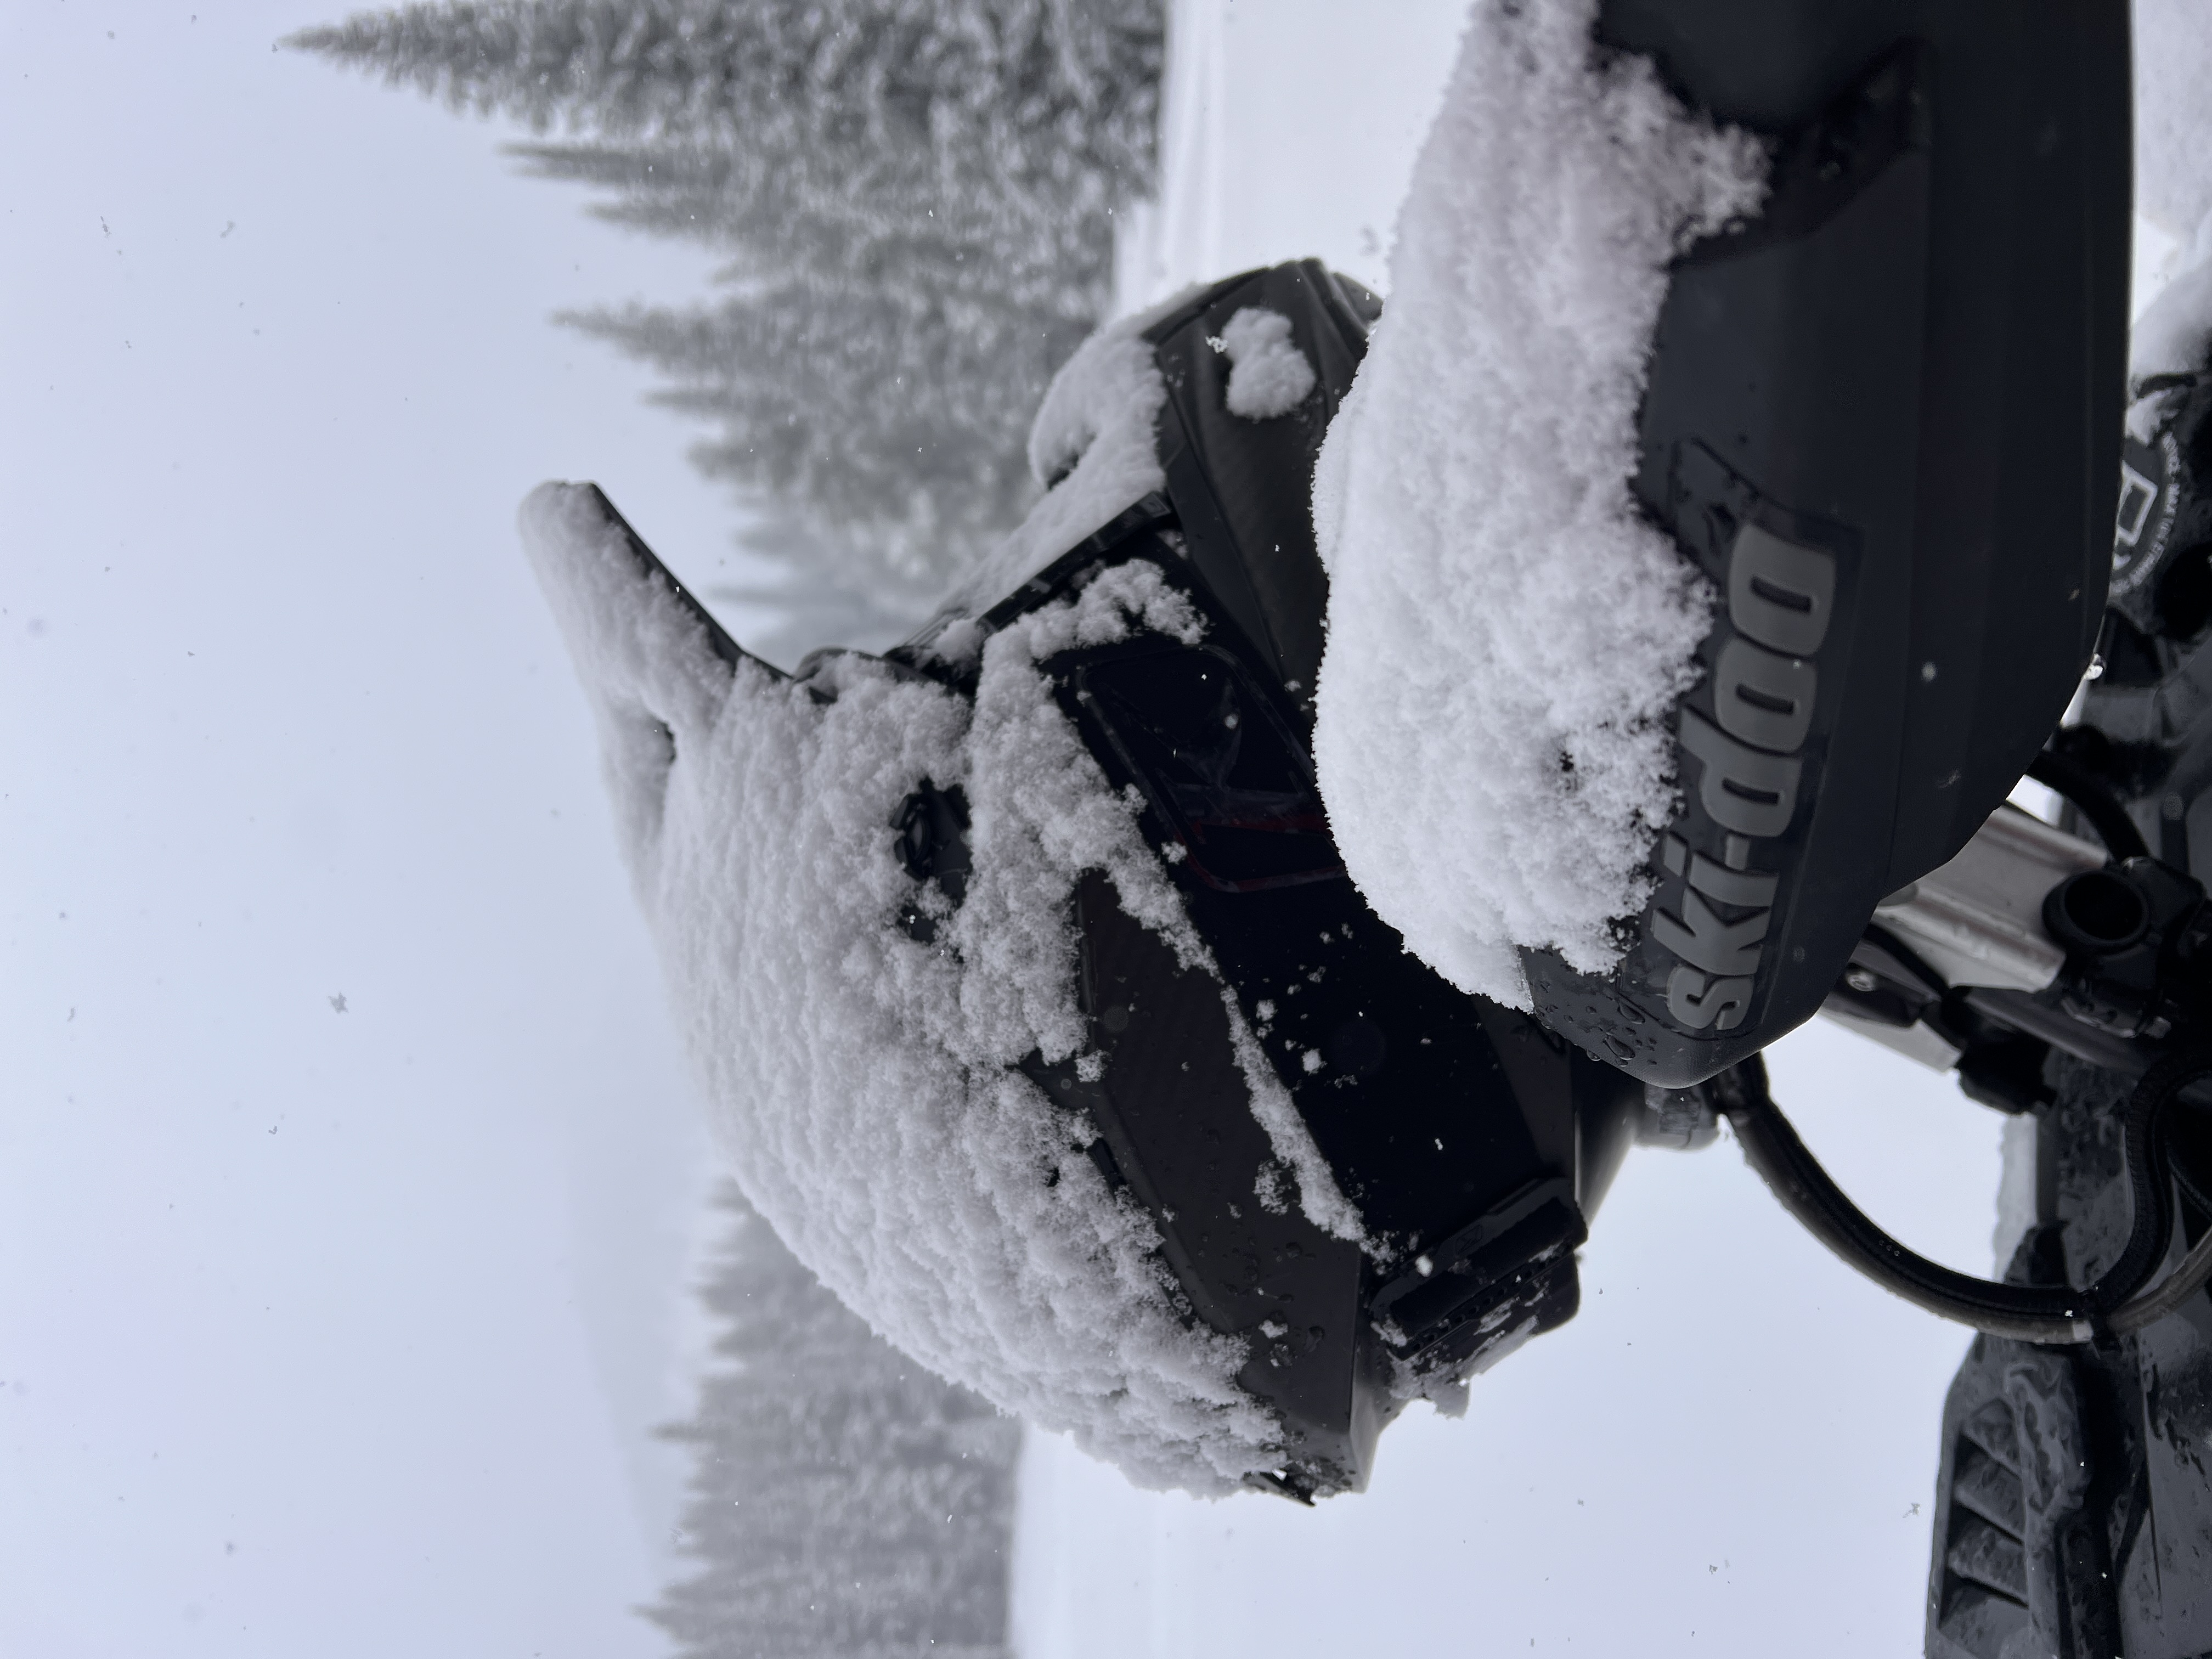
1714,1053,2212,1344
1716,1059,2094,1344
2090,1048,2197,1307
2111,1228,2212,1333
2109,1054,2212,1333
2027,749,2151,862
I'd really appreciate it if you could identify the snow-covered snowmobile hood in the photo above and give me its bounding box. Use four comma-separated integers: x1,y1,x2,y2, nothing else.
1316,0,2130,1087
523,261,1646,1500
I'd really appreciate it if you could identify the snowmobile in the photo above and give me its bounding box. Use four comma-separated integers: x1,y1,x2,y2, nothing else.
533,1,2212,1652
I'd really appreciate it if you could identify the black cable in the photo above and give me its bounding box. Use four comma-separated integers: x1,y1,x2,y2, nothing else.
1714,1059,2092,1342
2085,1048,2196,1314
2107,1053,2212,1336
1713,1052,2212,1343
2027,748,2151,862
2112,1218,2212,1334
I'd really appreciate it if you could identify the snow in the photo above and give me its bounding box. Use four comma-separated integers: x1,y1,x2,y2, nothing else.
934,289,1195,625
2135,0,2212,245
2126,0,2212,431
521,481,1363,1496
1217,306,1317,420
1993,1114,2039,1274
1307,0,1768,1009
2129,232,2212,434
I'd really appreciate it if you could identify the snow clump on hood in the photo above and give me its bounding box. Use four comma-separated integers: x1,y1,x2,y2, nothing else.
1218,306,1318,421
1309,0,1768,1009
933,288,1214,624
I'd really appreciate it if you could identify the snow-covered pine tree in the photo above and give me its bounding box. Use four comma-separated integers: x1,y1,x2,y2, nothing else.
509,137,1114,319
289,0,1160,222
649,1186,1018,1659
564,278,1088,598
291,0,1161,645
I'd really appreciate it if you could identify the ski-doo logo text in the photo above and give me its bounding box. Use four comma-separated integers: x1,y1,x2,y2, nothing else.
1656,525,1837,1031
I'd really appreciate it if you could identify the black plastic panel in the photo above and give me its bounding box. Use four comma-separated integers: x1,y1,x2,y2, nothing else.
1528,12,2130,1085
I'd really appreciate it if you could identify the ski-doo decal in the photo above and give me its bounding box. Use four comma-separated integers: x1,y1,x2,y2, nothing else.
1657,522,1836,1031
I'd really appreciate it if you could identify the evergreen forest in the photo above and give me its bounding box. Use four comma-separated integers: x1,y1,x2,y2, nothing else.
294,0,1165,654
646,1188,1021,1659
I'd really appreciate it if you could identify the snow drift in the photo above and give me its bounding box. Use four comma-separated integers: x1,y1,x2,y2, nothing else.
1218,306,1317,421
521,480,1358,1496
2136,0,2212,246
935,289,1194,624
1310,0,1767,1009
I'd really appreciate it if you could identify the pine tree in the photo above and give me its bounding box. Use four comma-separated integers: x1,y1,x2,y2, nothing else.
647,1186,1020,1659
289,0,1160,211
566,278,1087,596
291,0,1162,644
509,137,1115,319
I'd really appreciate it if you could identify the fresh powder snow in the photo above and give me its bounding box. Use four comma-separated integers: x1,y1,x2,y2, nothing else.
1218,307,1318,421
1308,0,1768,1009
934,287,1207,627
2136,0,2212,247
522,479,1363,1495
2127,242,2212,443
2125,4,2212,447
1992,1114,2038,1276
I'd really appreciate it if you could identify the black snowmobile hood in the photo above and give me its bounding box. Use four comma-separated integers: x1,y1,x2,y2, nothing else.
569,261,1648,1499
1523,1,2131,1086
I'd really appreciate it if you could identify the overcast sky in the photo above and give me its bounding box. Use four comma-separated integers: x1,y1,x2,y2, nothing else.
3,4,2025,1657
2,5,757,1654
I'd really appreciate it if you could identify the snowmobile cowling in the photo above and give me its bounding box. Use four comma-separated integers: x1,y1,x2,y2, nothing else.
960,266,1650,1496
571,263,1649,1499
1521,0,2132,1087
